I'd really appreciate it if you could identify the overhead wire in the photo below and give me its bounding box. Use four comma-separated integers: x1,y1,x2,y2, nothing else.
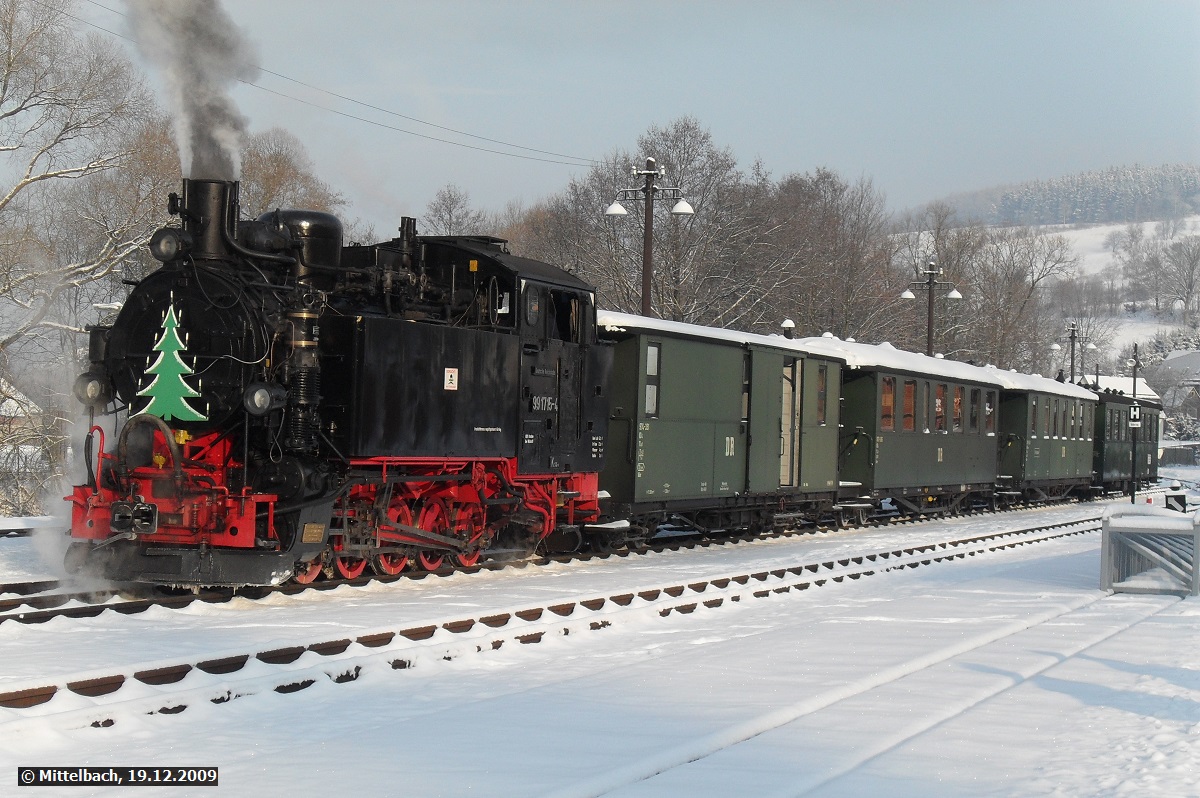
58,0,598,167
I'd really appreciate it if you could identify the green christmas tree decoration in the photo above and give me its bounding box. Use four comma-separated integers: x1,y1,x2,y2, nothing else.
136,301,208,422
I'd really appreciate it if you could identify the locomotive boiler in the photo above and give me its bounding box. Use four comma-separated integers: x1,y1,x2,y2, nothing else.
67,179,612,586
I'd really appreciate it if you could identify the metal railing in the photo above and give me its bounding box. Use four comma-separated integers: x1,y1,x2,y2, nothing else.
1101,503,1200,596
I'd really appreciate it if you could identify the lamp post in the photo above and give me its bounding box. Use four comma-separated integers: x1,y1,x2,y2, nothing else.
1129,343,1141,505
900,262,962,357
1049,322,1099,382
605,157,693,317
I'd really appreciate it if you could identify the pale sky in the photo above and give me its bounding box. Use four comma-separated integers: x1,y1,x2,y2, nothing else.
79,0,1200,235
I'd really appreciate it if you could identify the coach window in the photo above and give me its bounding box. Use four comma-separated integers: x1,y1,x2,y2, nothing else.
644,342,661,418
923,382,931,432
985,391,996,434
1061,402,1068,439
881,376,896,432
935,384,947,432
1086,404,1093,440
952,386,964,432
1030,397,1039,436
969,388,981,433
816,365,828,425
1044,399,1051,438
902,380,916,431
741,354,751,422
1052,399,1060,437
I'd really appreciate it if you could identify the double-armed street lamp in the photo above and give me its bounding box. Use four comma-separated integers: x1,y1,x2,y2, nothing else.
900,262,962,357
605,157,694,317
1049,321,1098,382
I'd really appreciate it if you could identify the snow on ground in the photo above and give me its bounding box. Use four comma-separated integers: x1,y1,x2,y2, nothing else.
0,496,1197,797
1107,313,1184,352
1043,217,1200,353
1053,216,1200,279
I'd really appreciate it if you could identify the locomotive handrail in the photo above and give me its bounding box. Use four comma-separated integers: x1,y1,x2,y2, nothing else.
117,414,183,483
84,425,106,494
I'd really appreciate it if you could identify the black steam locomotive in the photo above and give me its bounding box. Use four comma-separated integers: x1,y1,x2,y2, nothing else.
68,179,611,585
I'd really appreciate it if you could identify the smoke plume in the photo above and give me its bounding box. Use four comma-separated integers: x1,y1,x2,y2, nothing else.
126,0,260,180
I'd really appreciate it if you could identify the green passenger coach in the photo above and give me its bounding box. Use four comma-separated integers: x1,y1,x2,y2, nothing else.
992,371,1097,503
1092,388,1162,493
595,311,844,537
799,338,1005,515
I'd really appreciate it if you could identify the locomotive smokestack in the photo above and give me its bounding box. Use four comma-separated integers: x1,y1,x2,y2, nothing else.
180,179,239,259
126,0,259,180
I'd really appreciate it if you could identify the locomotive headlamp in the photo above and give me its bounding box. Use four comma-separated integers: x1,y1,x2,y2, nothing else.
149,228,193,262
72,370,112,409
243,382,287,416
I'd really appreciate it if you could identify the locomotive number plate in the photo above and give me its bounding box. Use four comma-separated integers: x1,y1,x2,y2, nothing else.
301,523,326,543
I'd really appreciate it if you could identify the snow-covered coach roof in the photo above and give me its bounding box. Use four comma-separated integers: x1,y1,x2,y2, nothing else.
981,367,1098,401
798,337,1096,400
596,310,846,362
597,310,1096,401
1091,375,1161,402
794,335,1005,387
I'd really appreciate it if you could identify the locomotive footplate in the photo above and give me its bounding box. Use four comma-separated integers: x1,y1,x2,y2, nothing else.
88,541,300,587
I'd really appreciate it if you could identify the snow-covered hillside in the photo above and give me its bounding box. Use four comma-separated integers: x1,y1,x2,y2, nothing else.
1052,215,1200,279
1047,216,1200,352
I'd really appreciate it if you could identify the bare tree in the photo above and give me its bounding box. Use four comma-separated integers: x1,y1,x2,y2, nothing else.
759,169,898,340
515,117,792,328
238,127,345,219
959,227,1077,370
0,0,154,355
1164,236,1200,320
1109,223,1164,311
421,183,486,236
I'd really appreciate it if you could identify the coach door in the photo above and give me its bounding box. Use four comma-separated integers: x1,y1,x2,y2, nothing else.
746,348,785,492
780,357,802,488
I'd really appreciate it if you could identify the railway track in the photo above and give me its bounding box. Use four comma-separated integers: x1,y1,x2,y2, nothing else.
0,503,1102,627
0,515,1100,729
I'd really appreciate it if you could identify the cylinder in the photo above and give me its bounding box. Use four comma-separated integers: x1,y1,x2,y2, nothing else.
259,210,343,291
